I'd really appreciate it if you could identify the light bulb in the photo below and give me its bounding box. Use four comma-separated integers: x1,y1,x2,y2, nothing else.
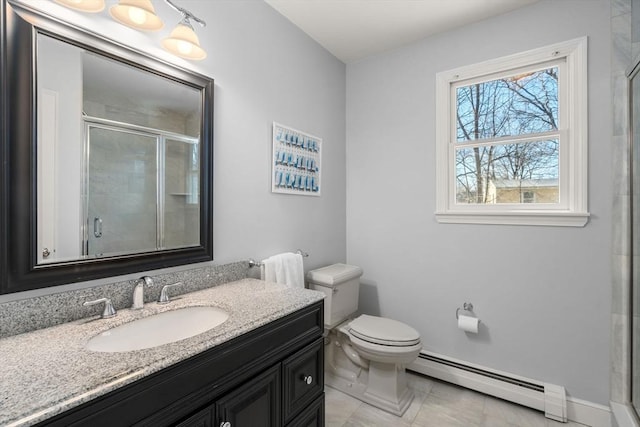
177,40,193,55
128,7,147,25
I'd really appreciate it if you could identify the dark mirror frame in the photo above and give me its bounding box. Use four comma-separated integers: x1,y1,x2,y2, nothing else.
0,1,214,295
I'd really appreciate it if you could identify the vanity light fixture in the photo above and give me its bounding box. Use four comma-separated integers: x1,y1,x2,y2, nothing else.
162,17,206,60
109,0,164,31
54,0,105,13
56,0,207,61
162,0,207,60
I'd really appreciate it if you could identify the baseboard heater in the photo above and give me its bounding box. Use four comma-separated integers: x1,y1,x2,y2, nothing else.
409,351,567,422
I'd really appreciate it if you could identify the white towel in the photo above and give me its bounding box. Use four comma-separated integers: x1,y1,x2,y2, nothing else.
261,252,305,288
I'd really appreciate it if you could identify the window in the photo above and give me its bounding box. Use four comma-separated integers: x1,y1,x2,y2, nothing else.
435,38,589,227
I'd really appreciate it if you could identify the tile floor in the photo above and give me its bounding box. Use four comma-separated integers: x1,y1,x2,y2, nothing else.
325,372,591,427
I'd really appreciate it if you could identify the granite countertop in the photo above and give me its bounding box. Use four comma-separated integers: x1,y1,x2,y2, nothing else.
0,278,324,427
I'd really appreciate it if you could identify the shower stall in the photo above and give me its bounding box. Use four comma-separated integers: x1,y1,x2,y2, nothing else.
83,117,200,258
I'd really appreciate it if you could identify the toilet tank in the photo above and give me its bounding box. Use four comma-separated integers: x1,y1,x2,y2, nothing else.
306,264,363,329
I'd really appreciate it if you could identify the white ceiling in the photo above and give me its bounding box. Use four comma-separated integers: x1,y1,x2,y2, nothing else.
264,0,539,63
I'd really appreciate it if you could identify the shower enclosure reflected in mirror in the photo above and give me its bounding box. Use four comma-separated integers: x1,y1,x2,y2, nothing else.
1,1,213,294
37,34,202,264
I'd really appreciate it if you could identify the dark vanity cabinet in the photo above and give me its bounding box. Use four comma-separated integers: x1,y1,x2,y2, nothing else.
37,301,324,427
177,364,282,427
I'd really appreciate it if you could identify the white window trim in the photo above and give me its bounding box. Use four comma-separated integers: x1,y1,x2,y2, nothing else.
434,37,589,227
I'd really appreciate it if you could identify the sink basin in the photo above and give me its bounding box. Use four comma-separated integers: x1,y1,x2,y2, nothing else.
86,306,229,352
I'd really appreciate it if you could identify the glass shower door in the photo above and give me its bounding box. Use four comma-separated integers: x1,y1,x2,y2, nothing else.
86,125,158,257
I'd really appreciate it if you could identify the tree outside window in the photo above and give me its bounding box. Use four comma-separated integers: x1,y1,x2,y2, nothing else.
455,67,559,205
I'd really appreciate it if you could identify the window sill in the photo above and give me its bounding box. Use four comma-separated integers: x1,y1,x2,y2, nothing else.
435,211,590,227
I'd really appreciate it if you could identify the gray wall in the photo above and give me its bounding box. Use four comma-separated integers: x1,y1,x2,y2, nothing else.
204,1,346,269
1,0,346,301
4,0,613,407
346,0,611,405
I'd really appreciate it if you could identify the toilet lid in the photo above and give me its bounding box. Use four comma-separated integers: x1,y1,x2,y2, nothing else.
348,315,421,347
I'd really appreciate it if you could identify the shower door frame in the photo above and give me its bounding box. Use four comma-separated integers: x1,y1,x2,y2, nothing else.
629,56,640,421
82,116,199,259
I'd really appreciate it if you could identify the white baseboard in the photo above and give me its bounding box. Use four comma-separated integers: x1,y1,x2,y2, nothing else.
610,401,639,427
566,397,612,427
408,351,611,427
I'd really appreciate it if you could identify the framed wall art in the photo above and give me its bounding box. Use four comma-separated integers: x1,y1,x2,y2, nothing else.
271,122,322,196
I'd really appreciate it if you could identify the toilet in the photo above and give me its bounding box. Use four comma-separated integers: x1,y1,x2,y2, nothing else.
307,263,422,416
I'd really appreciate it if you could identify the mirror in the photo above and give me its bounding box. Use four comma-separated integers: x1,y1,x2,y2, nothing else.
1,2,213,294
37,34,202,264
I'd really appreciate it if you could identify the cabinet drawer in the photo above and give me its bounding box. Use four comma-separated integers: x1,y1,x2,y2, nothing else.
282,338,324,423
286,394,324,427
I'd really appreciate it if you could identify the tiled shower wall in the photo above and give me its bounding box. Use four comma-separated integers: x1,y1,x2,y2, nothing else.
611,0,633,408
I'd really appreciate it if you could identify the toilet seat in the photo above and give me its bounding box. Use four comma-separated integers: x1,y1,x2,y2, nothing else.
347,332,422,362
348,315,420,347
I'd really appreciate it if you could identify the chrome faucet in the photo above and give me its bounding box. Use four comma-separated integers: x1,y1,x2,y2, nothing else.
83,298,117,319
158,282,182,304
132,276,153,309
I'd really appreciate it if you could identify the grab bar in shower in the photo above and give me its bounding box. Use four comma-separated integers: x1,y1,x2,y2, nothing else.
248,249,309,268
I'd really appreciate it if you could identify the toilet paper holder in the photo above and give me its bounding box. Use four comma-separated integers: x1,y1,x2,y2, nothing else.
455,302,474,319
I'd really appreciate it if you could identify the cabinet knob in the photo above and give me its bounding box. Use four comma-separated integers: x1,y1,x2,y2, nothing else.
302,375,313,385
220,422,231,427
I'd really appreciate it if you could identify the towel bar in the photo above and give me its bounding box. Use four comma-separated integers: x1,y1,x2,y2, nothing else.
248,249,308,268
